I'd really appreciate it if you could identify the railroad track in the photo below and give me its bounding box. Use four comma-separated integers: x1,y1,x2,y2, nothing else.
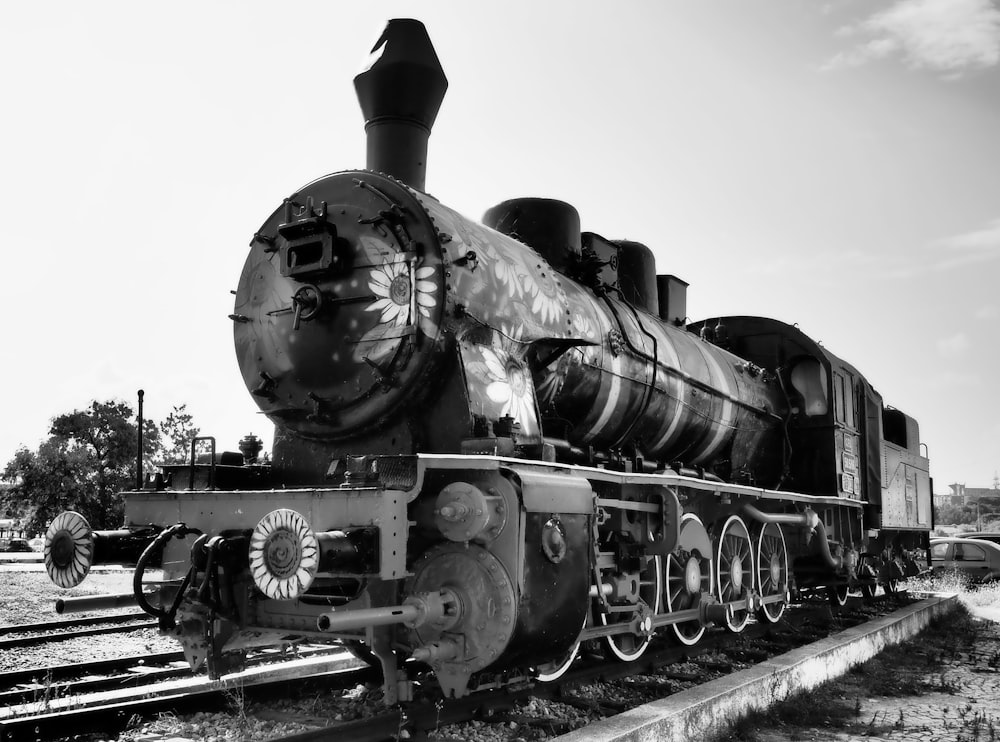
0,593,910,742
0,613,157,650
0,612,149,637
265,594,911,742
0,646,365,742
259,599,877,742
0,651,189,706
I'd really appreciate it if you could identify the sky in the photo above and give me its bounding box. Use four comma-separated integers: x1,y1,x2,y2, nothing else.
1,0,998,493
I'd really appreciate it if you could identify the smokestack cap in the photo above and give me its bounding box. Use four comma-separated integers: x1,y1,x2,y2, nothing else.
354,19,448,132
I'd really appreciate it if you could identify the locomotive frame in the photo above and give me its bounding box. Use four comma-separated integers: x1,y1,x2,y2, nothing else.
42,19,932,705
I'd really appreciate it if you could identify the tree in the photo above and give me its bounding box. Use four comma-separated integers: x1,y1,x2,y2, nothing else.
159,405,200,465
2,439,90,535
933,502,976,527
2,400,161,533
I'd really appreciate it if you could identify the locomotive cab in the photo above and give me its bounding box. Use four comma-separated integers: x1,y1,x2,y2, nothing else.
688,315,932,589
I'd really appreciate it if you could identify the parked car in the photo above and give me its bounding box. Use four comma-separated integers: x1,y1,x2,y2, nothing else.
0,538,32,553
960,532,1000,546
929,537,1000,583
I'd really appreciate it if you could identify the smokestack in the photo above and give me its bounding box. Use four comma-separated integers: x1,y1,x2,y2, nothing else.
354,19,448,192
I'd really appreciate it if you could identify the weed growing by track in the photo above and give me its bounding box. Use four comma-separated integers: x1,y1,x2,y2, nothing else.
906,570,1000,612
223,678,253,739
716,599,999,742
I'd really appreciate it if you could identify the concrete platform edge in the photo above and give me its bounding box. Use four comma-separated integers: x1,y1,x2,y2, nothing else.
553,595,958,742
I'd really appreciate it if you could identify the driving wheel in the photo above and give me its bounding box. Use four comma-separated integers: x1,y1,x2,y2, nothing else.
665,514,713,645
715,515,753,633
755,521,788,623
597,555,663,661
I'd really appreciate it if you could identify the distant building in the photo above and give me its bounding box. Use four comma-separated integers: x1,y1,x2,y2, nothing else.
941,482,1000,525
944,483,967,506
947,482,1000,504
934,493,958,509
0,517,25,538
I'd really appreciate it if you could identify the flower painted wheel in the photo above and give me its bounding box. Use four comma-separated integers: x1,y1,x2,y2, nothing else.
665,514,713,646
714,515,753,633
44,511,94,588
754,522,788,623
597,555,663,662
249,509,319,600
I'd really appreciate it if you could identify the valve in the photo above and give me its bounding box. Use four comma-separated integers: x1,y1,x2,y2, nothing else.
291,284,323,329
433,482,506,543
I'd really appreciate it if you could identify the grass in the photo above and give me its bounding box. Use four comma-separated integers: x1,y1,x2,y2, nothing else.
717,579,1000,742
223,677,254,739
903,570,1000,612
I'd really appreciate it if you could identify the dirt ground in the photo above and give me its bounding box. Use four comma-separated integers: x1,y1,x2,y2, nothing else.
718,602,1000,742
0,566,136,624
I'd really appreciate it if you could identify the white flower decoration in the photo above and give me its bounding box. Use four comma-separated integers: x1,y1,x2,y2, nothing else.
569,309,598,341
495,321,526,344
534,366,563,408
476,236,527,298
249,508,318,601
365,260,437,327
523,268,564,325
492,253,525,297
482,346,537,435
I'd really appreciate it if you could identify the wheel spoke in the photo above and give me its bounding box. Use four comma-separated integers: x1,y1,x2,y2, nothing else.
715,516,752,633
667,514,710,647
755,522,787,624
600,554,662,661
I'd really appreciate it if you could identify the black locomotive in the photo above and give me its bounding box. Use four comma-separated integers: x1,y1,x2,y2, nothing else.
43,19,932,703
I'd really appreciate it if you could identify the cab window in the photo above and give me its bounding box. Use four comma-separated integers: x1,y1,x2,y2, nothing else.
833,372,856,429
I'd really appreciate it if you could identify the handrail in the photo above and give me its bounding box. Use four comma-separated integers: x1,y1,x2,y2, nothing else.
188,436,217,490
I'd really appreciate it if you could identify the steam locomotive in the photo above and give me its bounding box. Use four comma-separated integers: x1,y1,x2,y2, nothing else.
43,19,932,703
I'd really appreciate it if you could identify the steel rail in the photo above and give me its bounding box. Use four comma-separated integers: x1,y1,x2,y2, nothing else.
0,644,345,699
0,658,374,742
0,620,158,650
0,612,148,637
0,651,185,690
0,665,196,708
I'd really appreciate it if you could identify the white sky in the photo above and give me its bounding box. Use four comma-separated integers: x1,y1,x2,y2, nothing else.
1,0,998,493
